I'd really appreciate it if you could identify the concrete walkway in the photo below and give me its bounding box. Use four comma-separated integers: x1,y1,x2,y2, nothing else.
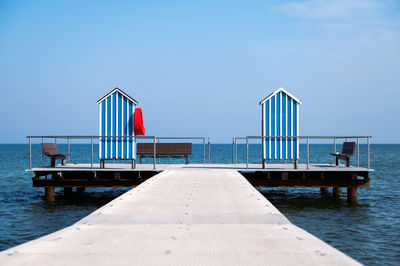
0,169,360,265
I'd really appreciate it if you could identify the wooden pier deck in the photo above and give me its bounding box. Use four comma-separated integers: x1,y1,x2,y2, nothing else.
1,168,361,265
28,163,371,202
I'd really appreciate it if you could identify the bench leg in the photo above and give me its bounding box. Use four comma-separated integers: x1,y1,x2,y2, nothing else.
132,159,136,169
346,158,350,167
50,158,56,167
335,157,339,166
185,155,188,164
294,159,298,169
139,156,142,164
100,159,105,169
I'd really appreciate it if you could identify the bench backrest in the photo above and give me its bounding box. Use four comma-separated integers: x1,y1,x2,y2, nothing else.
41,143,59,156
341,142,355,156
137,143,192,155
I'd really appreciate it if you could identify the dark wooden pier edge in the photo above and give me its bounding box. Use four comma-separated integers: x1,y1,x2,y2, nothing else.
30,164,370,203
27,135,372,203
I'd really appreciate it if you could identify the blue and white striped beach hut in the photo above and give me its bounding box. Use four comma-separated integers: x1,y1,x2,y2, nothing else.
260,88,301,168
97,88,138,168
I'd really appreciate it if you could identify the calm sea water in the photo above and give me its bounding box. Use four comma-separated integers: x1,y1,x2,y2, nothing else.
0,143,399,265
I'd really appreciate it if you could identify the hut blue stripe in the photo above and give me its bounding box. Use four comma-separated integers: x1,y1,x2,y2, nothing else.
282,93,286,159
118,92,122,158
125,97,128,158
107,97,111,159
131,105,136,158
131,105,136,159
277,92,281,159
101,101,105,159
286,98,292,159
293,101,298,159
128,102,132,158
264,101,270,158
112,93,116,158
122,97,126,159
271,95,275,159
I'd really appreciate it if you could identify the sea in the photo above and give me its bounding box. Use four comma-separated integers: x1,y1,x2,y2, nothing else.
0,143,399,265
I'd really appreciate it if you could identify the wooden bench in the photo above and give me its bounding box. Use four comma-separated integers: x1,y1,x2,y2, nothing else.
41,143,71,167
136,143,192,164
330,142,355,167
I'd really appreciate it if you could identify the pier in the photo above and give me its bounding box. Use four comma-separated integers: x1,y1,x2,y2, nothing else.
1,168,361,265
29,163,370,203
27,135,372,203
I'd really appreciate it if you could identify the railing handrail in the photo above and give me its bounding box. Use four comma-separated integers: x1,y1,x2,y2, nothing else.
26,136,210,140
235,136,372,139
27,135,211,169
232,135,371,170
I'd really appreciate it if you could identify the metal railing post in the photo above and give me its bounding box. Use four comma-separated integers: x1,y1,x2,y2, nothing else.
68,137,70,164
208,138,210,164
29,137,32,169
153,136,156,169
367,137,370,169
235,138,237,164
41,137,44,167
246,137,249,169
357,138,359,167
157,138,160,164
306,137,309,170
203,138,205,164
232,138,235,164
333,137,336,165
91,136,93,168
334,138,336,153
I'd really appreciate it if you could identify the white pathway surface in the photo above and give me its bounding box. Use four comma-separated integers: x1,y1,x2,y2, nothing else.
1,169,360,265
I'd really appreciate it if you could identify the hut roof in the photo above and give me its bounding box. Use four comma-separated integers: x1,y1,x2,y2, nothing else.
259,88,301,105
97,88,138,105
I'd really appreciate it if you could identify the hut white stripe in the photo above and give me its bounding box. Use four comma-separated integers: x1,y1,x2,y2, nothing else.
132,105,135,158
274,95,277,159
262,102,265,158
111,93,114,159
99,99,102,158
105,97,108,159
268,99,271,158
285,94,288,158
127,99,129,158
291,98,293,158
127,101,130,157
115,92,119,157
280,92,282,159
121,96,124,159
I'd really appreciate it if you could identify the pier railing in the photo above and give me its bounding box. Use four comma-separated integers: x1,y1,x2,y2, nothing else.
232,136,371,169
27,136,211,170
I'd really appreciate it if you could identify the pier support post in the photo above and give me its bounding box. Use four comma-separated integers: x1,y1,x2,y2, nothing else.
45,187,55,201
347,187,357,203
320,187,330,196
64,187,73,196
333,187,342,199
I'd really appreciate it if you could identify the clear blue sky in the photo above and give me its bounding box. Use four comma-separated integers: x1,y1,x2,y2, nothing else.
0,0,399,143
